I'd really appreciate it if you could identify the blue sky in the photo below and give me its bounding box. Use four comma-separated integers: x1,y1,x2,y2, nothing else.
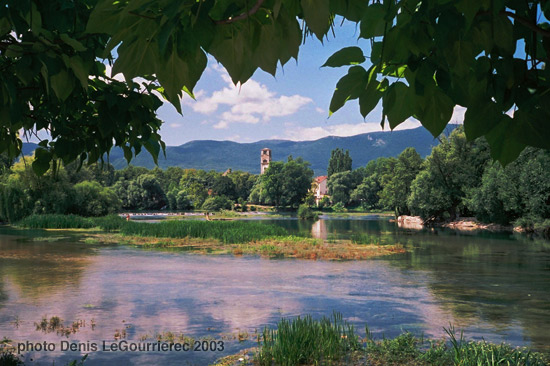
154,21,436,146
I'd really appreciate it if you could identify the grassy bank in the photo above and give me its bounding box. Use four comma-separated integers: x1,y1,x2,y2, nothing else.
214,314,549,366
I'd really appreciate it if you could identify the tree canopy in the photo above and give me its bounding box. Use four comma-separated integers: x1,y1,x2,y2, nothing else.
1,0,549,173
327,148,352,177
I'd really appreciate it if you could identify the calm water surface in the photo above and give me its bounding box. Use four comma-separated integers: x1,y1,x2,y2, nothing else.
0,216,549,365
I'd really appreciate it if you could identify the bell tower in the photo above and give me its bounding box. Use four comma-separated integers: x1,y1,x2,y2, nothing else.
260,148,272,174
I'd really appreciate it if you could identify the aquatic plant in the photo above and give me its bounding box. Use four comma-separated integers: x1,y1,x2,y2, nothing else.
255,312,360,366
17,214,95,229
118,220,287,244
350,233,384,245
443,326,548,366
0,351,23,366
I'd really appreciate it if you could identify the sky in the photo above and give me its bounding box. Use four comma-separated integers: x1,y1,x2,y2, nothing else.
153,21,432,146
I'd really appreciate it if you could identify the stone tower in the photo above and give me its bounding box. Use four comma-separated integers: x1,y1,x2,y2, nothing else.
260,148,272,174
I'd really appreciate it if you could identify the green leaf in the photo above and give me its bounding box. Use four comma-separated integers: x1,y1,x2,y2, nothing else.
32,148,52,176
122,146,133,164
50,70,74,101
360,3,386,38
514,104,550,149
359,66,383,118
0,17,11,37
301,0,330,40
463,100,501,140
417,86,454,136
322,47,365,68
157,47,207,113
382,82,414,129
485,115,526,165
444,40,474,77
253,24,280,76
144,137,161,165
112,20,159,80
329,66,367,115
60,34,87,52
493,14,515,55
66,56,89,90
331,0,367,22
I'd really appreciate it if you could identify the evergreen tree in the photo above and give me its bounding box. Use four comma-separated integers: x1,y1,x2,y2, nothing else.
327,149,352,178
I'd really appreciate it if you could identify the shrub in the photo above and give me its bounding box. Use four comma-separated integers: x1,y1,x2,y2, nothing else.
297,204,318,220
332,202,347,212
201,195,233,212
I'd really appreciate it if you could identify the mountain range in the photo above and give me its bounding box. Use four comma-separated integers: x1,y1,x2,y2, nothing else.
22,125,459,176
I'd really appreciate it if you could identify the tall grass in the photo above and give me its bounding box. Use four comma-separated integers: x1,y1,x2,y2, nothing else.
255,312,360,366
16,214,95,229
443,325,547,366
119,220,287,244
16,214,287,244
350,233,391,245
364,326,549,366
16,214,126,231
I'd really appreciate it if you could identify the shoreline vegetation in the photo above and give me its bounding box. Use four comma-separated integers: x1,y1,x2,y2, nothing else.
13,214,405,261
3,314,548,366
214,313,550,366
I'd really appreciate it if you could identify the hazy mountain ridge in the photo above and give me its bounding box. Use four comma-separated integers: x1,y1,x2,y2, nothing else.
22,125,459,176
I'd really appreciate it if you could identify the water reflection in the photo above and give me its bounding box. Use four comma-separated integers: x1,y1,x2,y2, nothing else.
0,230,95,300
0,219,549,365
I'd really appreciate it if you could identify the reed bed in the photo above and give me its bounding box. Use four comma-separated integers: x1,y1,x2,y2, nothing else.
255,312,361,366
363,327,549,366
118,220,287,244
350,233,393,245
16,214,95,229
16,214,125,231
249,319,548,366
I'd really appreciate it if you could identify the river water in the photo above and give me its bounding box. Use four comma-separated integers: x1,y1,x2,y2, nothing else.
0,216,549,365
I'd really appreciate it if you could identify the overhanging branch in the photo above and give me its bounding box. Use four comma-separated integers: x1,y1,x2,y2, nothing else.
215,0,265,25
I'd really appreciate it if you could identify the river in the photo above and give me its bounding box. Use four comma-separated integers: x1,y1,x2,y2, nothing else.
0,216,549,365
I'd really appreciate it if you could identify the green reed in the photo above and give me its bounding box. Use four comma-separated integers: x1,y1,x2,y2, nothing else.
350,233,387,245
364,326,549,366
118,220,287,244
16,214,126,231
255,312,360,366
16,214,95,229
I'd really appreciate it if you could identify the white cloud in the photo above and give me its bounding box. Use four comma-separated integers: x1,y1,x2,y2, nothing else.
450,106,466,124
169,123,182,128
213,121,229,129
315,107,325,114
279,119,422,141
188,66,312,128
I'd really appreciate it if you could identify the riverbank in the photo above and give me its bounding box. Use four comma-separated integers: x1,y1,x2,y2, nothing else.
397,215,517,232
212,313,549,366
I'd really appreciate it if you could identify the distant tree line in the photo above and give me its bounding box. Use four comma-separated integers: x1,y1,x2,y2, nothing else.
0,153,314,222
324,127,550,234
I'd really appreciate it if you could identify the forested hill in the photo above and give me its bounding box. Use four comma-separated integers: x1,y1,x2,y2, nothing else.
23,125,458,176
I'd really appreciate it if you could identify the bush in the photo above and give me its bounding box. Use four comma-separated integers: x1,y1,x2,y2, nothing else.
332,202,347,212
297,204,318,220
201,195,233,212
